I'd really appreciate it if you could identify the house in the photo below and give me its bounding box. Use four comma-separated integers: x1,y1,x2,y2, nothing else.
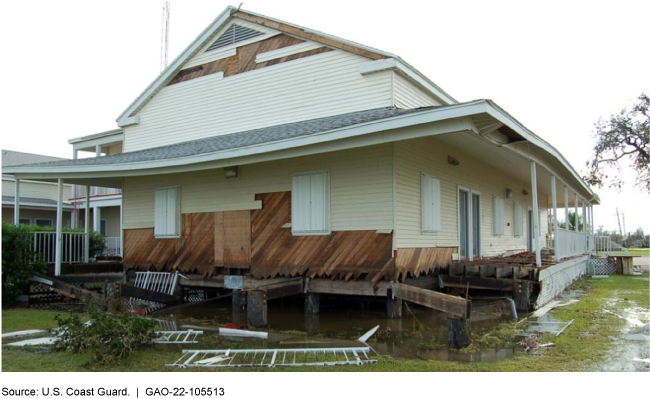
4,7,598,325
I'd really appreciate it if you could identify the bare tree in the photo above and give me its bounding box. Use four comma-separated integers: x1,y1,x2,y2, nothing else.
584,94,650,193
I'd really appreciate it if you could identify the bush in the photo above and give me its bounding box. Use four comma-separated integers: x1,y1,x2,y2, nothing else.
55,303,157,365
2,223,47,306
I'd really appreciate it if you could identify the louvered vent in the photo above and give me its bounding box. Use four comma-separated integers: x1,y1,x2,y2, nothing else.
205,24,264,52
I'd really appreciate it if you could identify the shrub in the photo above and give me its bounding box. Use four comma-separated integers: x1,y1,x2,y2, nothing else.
55,302,157,365
1,223,47,306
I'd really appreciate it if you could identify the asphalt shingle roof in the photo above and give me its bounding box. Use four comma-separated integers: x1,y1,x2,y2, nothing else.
2,195,71,206
9,106,440,169
2,150,66,167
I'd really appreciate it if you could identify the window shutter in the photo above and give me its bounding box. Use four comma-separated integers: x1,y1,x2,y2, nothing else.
514,202,523,237
292,171,329,234
421,174,441,232
493,196,505,235
154,187,180,237
154,189,168,237
166,187,178,237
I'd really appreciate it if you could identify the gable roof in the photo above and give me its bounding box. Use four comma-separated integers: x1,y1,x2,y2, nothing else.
1,149,66,167
116,7,457,127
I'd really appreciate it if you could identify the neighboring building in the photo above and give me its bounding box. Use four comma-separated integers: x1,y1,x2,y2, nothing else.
2,150,73,227
5,7,598,296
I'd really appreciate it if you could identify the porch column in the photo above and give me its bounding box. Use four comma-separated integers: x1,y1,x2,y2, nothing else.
14,178,20,226
71,150,78,229
582,200,587,252
55,178,64,276
93,206,101,233
95,145,102,158
530,161,541,267
574,193,579,231
551,176,559,261
84,185,90,262
564,186,569,230
119,203,123,258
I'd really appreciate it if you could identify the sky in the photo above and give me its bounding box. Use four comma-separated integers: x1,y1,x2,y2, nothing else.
0,0,648,233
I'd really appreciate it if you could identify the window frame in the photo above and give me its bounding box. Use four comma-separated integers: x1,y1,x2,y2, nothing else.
154,186,181,239
291,170,331,236
18,218,32,225
35,218,53,227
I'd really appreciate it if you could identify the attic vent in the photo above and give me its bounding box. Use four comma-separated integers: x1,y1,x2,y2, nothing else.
206,24,264,52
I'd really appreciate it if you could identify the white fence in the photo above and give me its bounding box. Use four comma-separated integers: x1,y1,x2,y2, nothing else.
103,237,122,257
32,232,86,264
594,236,626,252
554,229,588,259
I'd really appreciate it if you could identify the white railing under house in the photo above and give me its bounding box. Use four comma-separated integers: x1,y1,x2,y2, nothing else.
32,231,86,264
555,229,588,260
103,236,122,257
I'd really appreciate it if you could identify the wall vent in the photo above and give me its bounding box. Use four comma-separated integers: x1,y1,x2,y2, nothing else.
206,24,264,52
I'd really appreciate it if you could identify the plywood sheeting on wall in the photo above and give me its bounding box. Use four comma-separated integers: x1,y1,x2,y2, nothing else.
214,211,251,268
250,192,394,282
168,34,332,85
395,247,456,280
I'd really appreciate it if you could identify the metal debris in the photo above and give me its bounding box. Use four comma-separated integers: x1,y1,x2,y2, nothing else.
523,319,574,337
219,327,268,339
1,329,46,339
6,337,59,347
154,330,203,344
358,325,380,343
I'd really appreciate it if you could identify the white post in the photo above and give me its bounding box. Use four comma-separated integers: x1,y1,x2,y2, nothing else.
71,150,78,229
14,178,20,226
583,200,587,252
119,203,123,258
564,186,569,230
530,162,541,267
84,185,90,262
93,206,101,233
55,178,63,276
95,145,102,158
574,193,579,232
551,176,559,261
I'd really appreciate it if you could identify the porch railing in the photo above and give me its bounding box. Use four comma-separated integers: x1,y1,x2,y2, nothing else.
32,232,86,264
103,236,122,257
594,236,626,253
555,229,588,259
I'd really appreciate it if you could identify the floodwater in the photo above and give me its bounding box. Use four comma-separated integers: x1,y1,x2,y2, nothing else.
155,294,522,362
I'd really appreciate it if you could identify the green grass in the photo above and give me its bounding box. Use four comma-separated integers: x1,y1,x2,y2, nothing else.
598,248,649,257
2,275,648,372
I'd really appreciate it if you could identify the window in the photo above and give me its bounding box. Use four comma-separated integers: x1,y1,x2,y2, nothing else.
513,202,523,237
493,196,505,235
19,218,31,225
36,219,52,227
154,187,180,238
421,173,442,232
100,220,107,237
292,171,330,235
206,24,264,52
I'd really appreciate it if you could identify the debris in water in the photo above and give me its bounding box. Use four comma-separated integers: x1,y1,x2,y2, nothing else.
154,330,203,344
358,325,380,343
219,327,268,339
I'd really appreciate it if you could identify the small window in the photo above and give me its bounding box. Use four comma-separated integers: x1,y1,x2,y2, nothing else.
513,202,523,237
19,218,31,225
493,196,505,235
154,187,180,238
292,171,330,235
421,173,442,232
36,219,52,227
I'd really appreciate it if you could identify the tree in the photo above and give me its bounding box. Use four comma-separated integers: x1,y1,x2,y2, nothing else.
584,94,650,193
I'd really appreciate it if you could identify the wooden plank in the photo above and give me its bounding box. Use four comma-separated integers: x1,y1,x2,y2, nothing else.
119,284,181,305
58,273,125,284
393,283,470,318
222,211,251,268
440,275,514,291
479,264,496,278
308,279,389,297
495,266,514,278
233,11,386,60
29,275,106,305
263,281,304,300
449,263,465,276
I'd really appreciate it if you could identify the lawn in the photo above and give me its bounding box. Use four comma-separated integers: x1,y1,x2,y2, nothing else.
2,274,648,372
598,248,649,257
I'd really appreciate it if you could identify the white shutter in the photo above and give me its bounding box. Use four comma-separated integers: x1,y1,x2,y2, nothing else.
154,189,168,237
292,171,329,234
493,196,505,235
514,202,523,237
154,187,180,237
421,174,441,232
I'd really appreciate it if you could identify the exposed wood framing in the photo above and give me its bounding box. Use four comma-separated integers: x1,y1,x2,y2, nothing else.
232,11,386,60
214,211,251,268
395,247,456,279
393,283,470,319
168,34,332,85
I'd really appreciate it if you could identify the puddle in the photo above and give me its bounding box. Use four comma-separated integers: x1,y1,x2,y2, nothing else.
154,295,523,362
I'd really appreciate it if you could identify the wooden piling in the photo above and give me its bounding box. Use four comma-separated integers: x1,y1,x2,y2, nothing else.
232,289,247,309
246,290,267,328
447,317,471,349
513,280,533,312
305,292,320,315
386,289,403,318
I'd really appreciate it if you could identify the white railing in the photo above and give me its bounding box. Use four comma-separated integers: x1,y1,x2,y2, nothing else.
103,236,122,257
594,236,626,253
555,229,588,259
32,231,86,264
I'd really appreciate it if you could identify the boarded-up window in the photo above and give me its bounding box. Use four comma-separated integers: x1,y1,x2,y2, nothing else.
493,196,505,235
292,171,330,235
513,202,523,237
154,187,180,238
421,173,442,232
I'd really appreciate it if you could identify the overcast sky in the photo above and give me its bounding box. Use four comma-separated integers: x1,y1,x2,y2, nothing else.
0,0,648,233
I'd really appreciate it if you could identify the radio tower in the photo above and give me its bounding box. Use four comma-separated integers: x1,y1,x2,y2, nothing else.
160,2,170,72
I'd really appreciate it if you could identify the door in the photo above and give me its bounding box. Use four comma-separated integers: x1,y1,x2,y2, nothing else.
472,193,481,258
459,189,469,259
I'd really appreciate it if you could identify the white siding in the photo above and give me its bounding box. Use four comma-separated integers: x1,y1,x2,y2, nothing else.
393,72,441,108
122,144,393,231
394,136,549,256
2,178,72,202
124,50,393,152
